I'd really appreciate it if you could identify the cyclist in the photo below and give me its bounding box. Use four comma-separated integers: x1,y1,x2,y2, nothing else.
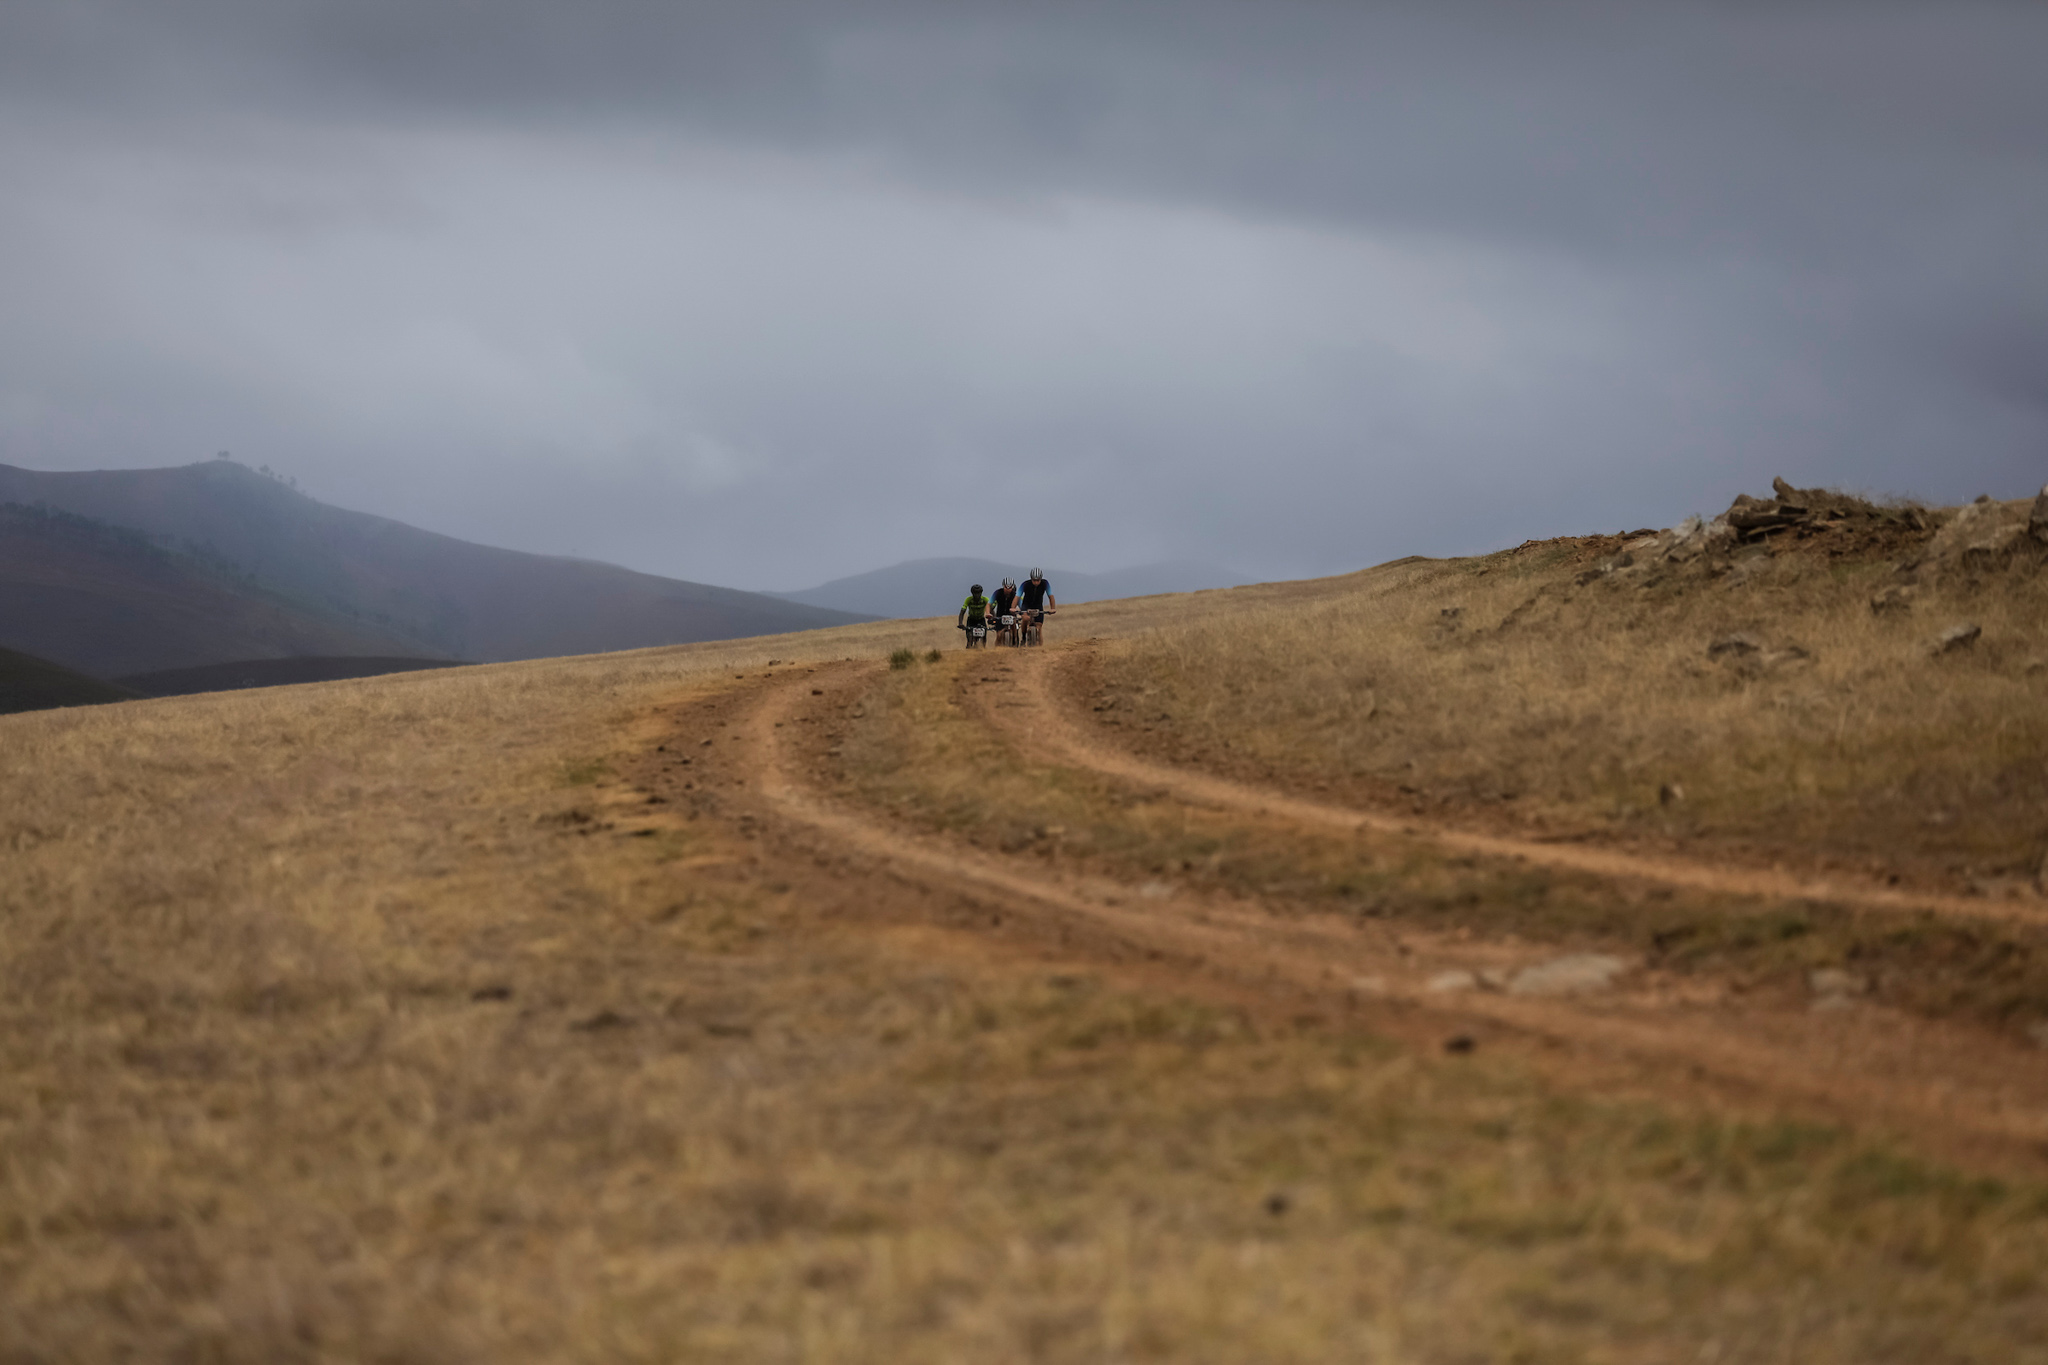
1017,568,1055,644
957,583,992,647
989,577,1021,645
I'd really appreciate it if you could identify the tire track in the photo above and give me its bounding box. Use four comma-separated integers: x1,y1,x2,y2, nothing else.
740,665,2048,1165
1014,650,2048,927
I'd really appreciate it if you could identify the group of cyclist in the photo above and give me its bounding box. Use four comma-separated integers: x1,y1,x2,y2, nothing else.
958,568,1056,648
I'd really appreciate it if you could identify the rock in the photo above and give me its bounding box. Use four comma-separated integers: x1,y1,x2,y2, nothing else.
1507,953,1628,997
1425,969,1478,993
1707,633,1763,659
1443,1034,1477,1054
1870,584,1915,615
2031,483,2048,544
1770,476,1810,510
1960,529,2023,570
1808,968,1866,997
1724,494,1801,541
1662,515,1709,562
1760,645,1813,671
1935,622,1982,654
1348,974,1389,997
1658,782,1685,806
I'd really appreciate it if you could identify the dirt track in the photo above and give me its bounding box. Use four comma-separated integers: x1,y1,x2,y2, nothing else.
639,648,2048,1170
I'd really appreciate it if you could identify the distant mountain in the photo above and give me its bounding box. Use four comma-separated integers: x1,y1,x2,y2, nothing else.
0,502,440,678
117,657,466,699
0,461,870,666
0,643,142,716
775,557,1252,620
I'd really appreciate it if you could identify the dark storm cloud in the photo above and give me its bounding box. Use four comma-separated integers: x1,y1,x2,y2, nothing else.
18,1,2046,261
0,1,2042,588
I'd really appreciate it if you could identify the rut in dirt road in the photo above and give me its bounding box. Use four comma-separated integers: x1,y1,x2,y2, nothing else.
728,663,2048,1168
1009,650,2048,928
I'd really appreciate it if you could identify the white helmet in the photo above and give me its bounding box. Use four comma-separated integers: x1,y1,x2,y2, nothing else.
1029,567,1042,579
1002,576,1014,589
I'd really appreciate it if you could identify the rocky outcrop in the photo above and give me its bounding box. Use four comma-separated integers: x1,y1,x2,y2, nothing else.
1900,492,2044,581
1573,478,2038,594
1723,477,1922,545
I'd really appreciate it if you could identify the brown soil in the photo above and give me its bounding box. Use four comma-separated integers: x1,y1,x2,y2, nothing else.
625,652,2048,1174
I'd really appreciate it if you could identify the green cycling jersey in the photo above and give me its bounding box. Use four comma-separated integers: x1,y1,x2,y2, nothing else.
960,594,989,623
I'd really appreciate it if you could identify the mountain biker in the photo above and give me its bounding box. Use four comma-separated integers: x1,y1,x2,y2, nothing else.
1018,568,1055,643
958,583,991,647
990,577,1021,645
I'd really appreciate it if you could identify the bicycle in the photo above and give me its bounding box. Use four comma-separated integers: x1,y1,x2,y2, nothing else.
1022,608,1051,647
997,613,1020,647
963,620,990,649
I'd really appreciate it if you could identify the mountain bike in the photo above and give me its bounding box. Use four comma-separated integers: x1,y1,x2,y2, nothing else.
1022,609,1050,647
963,620,990,649
997,613,1020,647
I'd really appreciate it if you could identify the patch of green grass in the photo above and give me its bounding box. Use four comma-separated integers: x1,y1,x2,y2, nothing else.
889,648,916,670
558,757,611,786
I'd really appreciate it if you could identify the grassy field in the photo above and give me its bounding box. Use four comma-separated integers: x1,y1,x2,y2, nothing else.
5,494,2048,1362
1090,496,2048,890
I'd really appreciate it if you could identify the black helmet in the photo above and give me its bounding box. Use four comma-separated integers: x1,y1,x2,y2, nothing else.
970,584,983,594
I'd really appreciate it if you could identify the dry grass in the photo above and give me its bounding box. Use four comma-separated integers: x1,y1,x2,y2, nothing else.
1095,511,2048,888
7,522,2048,1361
837,648,2048,1038
819,651,2048,1360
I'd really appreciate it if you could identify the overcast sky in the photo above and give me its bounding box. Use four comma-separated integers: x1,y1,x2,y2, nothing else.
1,1,2042,590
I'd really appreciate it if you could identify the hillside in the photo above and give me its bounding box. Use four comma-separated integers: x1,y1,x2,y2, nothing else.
117,657,466,698
6,480,2048,1362
0,461,870,663
0,644,141,715
0,503,441,678
774,556,1249,618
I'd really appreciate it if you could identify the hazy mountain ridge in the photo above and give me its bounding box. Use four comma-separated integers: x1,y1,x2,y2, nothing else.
0,501,440,677
0,643,143,715
0,461,872,668
775,557,1252,620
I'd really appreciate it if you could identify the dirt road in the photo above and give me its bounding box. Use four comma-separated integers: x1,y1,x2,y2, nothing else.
635,648,2048,1170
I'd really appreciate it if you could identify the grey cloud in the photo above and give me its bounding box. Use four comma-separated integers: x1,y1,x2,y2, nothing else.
0,2,2041,589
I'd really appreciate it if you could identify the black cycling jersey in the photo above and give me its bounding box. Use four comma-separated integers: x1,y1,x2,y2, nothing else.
1019,578,1051,610
991,586,1019,615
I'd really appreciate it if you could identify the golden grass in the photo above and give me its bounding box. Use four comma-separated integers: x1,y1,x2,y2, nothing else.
838,647,2048,1037
7,531,2048,1361
821,651,2048,1360
1096,525,2048,886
